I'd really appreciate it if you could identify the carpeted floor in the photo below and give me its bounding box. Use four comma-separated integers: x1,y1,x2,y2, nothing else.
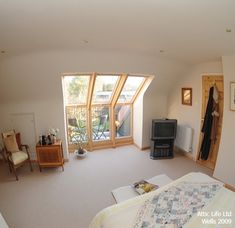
0,145,212,228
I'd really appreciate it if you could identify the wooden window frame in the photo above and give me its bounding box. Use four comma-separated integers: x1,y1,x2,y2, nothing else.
63,73,152,152
93,73,121,105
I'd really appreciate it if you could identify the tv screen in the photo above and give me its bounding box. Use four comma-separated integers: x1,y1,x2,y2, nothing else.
152,119,177,139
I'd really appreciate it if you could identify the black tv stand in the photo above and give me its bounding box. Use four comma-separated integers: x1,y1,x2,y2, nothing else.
150,138,174,159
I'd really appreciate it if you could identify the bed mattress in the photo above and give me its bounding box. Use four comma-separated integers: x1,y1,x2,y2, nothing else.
89,172,235,228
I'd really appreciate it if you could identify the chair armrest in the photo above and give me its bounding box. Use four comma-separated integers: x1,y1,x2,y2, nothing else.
5,150,13,161
20,144,31,157
21,144,29,149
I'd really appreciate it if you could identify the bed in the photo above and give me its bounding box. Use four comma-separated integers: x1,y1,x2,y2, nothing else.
89,172,235,228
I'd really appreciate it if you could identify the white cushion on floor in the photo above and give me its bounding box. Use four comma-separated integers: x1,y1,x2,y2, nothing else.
10,151,28,165
112,174,172,203
0,213,9,228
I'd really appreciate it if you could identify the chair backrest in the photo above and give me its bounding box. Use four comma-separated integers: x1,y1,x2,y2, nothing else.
2,130,15,139
2,130,21,151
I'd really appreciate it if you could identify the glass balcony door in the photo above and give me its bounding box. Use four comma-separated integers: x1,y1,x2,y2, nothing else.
91,106,110,141
115,105,132,138
66,105,88,147
63,73,149,151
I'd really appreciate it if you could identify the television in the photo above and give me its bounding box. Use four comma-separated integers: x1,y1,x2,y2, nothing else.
151,119,177,140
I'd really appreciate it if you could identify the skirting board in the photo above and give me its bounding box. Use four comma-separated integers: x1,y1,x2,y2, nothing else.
133,143,150,151
174,147,235,192
30,159,69,163
212,175,235,192
132,143,194,156
225,183,235,192
174,146,195,161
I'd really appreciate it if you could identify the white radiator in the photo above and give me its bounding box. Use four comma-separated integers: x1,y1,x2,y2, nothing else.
175,125,193,153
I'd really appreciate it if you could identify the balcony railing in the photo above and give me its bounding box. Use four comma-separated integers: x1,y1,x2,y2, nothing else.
66,105,110,145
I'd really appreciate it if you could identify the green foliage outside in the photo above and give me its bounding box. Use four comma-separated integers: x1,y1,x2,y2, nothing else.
67,76,89,104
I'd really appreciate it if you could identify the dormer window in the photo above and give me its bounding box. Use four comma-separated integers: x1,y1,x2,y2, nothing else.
62,73,152,151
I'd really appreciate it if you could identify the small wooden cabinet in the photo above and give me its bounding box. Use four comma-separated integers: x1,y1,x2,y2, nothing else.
36,140,64,171
150,139,174,159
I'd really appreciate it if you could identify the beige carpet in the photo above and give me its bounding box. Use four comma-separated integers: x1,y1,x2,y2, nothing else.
0,145,212,228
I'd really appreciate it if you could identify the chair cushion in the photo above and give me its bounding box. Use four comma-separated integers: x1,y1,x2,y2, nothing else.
10,151,28,165
3,134,19,152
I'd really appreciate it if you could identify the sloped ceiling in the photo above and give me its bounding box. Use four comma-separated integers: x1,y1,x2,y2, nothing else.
0,0,235,64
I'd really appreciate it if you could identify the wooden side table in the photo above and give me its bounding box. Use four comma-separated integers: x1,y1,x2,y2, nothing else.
36,140,64,171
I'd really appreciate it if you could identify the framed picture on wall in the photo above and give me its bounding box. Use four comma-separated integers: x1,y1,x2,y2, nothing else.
182,88,192,106
230,82,235,111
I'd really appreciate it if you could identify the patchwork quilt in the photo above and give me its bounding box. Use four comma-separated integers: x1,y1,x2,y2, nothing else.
133,182,222,228
89,173,235,228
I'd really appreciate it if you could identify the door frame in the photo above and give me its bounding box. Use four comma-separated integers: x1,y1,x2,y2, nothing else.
196,75,224,170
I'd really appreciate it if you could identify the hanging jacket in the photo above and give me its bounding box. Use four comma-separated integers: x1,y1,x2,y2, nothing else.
200,86,214,160
211,86,219,143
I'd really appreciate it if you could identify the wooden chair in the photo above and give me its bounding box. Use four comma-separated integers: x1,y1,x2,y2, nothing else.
93,114,108,140
2,130,33,181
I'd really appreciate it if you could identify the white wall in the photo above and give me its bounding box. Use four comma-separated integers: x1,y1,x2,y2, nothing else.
214,56,235,187
142,93,168,148
133,96,143,148
167,61,223,158
0,49,188,157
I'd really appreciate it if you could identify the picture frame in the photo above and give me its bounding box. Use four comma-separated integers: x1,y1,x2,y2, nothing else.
182,88,192,106
230,82,235,111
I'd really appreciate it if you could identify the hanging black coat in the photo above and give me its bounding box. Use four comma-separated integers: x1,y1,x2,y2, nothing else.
200,86,214,160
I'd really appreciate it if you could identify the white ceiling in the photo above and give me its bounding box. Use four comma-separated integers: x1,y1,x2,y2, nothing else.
0,0,235,64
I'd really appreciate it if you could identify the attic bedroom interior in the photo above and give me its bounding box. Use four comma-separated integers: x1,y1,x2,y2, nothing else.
0,1,235,228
